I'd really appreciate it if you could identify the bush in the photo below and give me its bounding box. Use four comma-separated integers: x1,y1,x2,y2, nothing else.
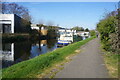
90,30,96,36
97,16,118,52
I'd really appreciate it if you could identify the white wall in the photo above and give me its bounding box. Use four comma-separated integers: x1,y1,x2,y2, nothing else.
0,14,14,33
31,24,39,30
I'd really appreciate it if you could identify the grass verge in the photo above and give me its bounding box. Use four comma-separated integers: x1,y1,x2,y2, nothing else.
2,36,95,78
38,49,81,78
103,51,120,78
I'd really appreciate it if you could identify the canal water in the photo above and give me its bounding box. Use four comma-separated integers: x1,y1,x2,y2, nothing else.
1,36,89,68
2,39,57,68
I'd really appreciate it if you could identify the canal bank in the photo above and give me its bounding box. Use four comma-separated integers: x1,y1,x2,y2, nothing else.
2,36,95,78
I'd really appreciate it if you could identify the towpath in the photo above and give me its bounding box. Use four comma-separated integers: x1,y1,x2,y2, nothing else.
55,38,109,78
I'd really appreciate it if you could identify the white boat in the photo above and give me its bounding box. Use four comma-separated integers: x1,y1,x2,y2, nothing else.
57,40,72,46
57,29,76,46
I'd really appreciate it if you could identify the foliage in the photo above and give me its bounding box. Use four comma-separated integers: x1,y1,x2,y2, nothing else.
97,13,118,51
97,9,119,78
2,36,95,78
47,29,58,39
29,29,39,41
90,30,96,36
71,26,84,31
84,28,89,32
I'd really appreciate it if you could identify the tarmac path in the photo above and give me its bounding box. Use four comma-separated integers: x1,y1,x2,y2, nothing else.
55,38,109,78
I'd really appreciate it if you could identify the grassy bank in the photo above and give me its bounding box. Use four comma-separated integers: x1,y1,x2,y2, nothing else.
103,51,120,78
2,36,95,78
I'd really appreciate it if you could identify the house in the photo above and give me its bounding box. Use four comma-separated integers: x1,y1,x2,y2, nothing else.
77,31,90,40
31,24,48,35
0,14,30,33
31,24,39,30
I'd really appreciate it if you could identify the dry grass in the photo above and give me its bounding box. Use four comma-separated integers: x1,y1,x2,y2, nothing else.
103,52,119,78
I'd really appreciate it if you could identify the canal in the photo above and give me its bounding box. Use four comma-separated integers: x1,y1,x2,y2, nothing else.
2,39,57,68
1,36,88,68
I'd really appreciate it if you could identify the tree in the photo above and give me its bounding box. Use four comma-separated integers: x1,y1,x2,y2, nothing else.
85,28,89,32
1,2,31,21
1,2,32,33
72,26,84,31
97,10,118,52
90,30,95,36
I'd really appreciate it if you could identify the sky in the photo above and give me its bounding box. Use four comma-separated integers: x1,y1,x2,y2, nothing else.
17,2,118,30
4,0,120,2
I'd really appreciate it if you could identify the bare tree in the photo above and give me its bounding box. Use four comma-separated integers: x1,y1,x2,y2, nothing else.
0,2,32,33
1,2,31,21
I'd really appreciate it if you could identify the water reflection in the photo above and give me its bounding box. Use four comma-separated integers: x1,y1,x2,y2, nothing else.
30,44,41,58
2,39,57,68
2,43,14,61
2,37,88,68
